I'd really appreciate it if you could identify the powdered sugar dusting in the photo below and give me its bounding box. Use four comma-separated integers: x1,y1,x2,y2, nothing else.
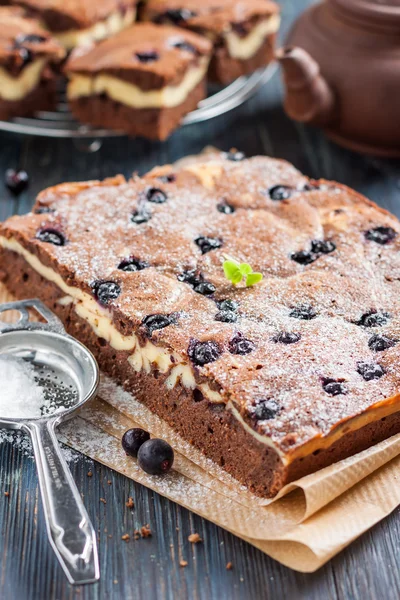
0,357,46,419
0,355,79,420
3,152,400,453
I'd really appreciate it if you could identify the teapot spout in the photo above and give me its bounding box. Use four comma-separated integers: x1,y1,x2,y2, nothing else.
276,46,336,127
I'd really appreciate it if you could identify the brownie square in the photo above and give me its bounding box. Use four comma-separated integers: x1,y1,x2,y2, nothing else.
0,6,65,120
65,23,213,139
140,0,280,83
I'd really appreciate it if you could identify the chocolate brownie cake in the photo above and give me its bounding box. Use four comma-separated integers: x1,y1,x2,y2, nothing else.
2,152,400,497
140,0,280,83
0,6,65,121
9,0,138,49
65,23,213,140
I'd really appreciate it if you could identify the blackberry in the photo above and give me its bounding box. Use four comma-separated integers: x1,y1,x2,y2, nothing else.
92,281,121,306
36,228,65,246
291,250,317,265
368,334,397,352
365,226,397,245
5,169,29,196
188,340,221,366
122,428,150,457
118,258,149,272
195,236,223,254
215,311,238,323
142,313,177,335
137,439,174,475
273,332,301,344
217,201,235,214
357,362,385,381
357,311,390,328
135,51,159,63
322,379,347,395
254,399,280,421
146,187,167,203
268,185,292,201
228,334,255,355
289,305,317,320
311,240,336,254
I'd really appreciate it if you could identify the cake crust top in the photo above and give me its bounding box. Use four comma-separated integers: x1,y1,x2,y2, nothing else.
2,152,400,455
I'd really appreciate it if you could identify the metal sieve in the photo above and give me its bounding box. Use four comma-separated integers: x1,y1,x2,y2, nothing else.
0,299,100,585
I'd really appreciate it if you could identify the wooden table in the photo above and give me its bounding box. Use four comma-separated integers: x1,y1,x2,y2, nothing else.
1,1,400,598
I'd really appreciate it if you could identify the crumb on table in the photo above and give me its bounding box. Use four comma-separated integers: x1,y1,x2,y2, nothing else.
126,497,134,509
140,524,152,538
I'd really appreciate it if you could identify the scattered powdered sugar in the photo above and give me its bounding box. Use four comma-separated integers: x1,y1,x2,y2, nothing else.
0,429,34,455
0,428,83,464
0,356,46,419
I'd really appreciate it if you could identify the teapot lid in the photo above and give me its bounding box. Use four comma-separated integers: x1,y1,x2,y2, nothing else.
331,0,400,31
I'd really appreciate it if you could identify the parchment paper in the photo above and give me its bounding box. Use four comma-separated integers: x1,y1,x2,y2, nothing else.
2,264,400,572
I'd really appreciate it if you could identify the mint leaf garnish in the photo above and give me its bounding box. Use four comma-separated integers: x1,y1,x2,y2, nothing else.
239,263,252,276
222,257,263,287
223,259,240,279
245,272,263,287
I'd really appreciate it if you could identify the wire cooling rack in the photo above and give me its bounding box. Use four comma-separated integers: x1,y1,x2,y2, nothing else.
0,64,276,139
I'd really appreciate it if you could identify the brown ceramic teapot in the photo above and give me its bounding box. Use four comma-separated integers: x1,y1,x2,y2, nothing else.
276,0,400,157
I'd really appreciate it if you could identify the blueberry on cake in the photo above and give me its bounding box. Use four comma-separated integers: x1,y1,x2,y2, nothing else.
2,153,400,497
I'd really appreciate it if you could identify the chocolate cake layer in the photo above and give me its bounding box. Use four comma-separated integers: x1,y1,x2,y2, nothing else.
0,75,56,120
2,153,400,497
141,0,280,83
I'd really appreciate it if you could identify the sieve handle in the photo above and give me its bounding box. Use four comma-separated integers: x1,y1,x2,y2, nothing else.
0,298,65,334
26,419,100,585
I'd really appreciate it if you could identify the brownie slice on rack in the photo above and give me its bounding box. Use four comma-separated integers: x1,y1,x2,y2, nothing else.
65,23,212,140
140,0,280,83
0,6,65,121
